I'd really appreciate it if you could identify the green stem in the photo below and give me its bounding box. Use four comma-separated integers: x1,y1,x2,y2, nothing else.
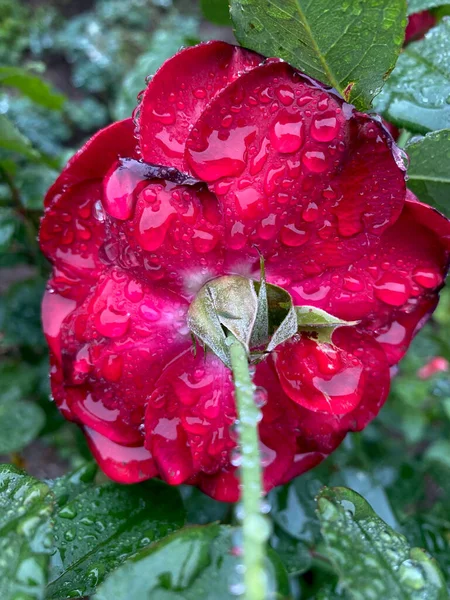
227,334,267,600
397,129,412,149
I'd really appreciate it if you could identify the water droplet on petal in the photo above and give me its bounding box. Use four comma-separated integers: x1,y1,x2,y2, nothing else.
311,112,339,142
270,111,304,153
412,266,442,289
374,273,410,306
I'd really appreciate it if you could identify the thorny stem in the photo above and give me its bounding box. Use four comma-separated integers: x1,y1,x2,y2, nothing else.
227,333,267,600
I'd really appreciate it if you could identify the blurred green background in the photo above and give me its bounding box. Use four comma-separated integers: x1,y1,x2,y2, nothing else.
0,1,450,594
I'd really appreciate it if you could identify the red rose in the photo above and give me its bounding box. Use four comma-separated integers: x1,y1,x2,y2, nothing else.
40,42,450,501
405,10,437,43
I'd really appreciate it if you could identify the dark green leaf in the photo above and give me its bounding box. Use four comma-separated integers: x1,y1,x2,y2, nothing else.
0,279,47,351
269,471,323,545
180,486,230,525
374,19,450,132
201,0,231,25
0,360,46,453
0,114,41,161
0,67,65,110
0,399,45,454
407,0,449,14
47,479,186,599
406,129,450,215
0,207,19,252
229,0,407,110
317,486,448,600
0,465,54,600
271,527,312,575
113,14,199,120
94,525,290,600
49,462,98,507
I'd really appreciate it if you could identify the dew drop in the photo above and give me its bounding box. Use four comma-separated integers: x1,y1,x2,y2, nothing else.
270,111,304,153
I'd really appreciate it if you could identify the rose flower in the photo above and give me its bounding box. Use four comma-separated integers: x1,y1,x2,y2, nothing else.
40,42,450,501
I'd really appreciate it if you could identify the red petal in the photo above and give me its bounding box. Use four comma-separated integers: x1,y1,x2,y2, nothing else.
44,119,137,207
273,335,367,415
283,195,450,365
145,348,236,485
405,10,436,44
104,179,225,298
185,61,405,271
197,468,240,503
41,120,139,298
138,42,262,170
51,268,190,446
84,427,157,483
279,329,390,445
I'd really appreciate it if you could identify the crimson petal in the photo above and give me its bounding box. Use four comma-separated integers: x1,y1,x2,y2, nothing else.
138,42,263,170
185,60,406,272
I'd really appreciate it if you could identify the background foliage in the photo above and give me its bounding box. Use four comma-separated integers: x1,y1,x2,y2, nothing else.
0,0,450,598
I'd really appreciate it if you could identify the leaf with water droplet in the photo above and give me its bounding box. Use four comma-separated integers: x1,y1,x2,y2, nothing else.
295,305,358,344
46,477,185,599
0,465,54,600
94,525,290,600
375,19,450,133
317,486,448,600
229,0,407,111
406,129,450,216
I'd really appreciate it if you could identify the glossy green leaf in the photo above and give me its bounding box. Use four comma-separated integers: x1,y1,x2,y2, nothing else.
406,129,450,216
229,0,407,110
0,465,54,600
0,114,41,161
201,0,231,25
47,479,185,599
407,0,449,14
0,67,65,110
295,306,357,344
269,471,323,545
94,525,290,600
374,19,450,132
317,486,448,600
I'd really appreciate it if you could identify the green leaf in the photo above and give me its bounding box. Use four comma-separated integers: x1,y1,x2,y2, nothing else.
407,0,449,14
405,129,450,215
295,305,357,344
0,399,45,454
0,207,19,253
0,114,41,161
113,14,199,120
94,525,290,600
0,360,46,454
317,486,448,600
374,19,450,133
201,0,232,25
0,279,47,351
47,479,186,599
229,0,407,110
0,67,65,110
0,465,54,600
